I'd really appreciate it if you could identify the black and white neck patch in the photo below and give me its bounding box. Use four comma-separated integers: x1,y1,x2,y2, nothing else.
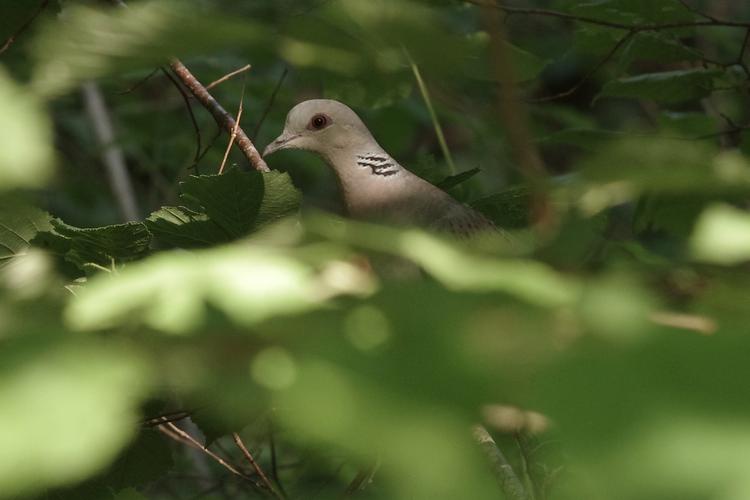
356,154,399,177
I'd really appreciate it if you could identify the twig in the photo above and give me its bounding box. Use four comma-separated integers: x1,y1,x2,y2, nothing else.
473,425,529,500
109,0,268,172
0,0,51,55
649,311,717,335
268,420,287,497
158,421,258,483
515,433,537,500
117,68,160,95
465,0,750,31
206,64,252,90
218,81,246,174
531,30,636,102
170,60,270,172
142,410,192,427
252,67,289,140
81,82,140,222
231,432,284,499
162,67,202,165
406,51,457,175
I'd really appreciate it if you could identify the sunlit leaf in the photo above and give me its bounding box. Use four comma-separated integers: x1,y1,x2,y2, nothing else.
0,68,54,189
690,203,750,265
0,338,151,499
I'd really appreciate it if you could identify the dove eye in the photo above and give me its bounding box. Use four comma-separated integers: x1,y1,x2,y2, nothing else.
309,114,331,130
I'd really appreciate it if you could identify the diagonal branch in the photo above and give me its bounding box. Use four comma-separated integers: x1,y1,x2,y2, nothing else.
232,432,284,499
109,0,269,172
170,60,269,172
0,0,51,56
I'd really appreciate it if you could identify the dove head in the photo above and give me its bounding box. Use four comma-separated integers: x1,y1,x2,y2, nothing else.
263,99,377,160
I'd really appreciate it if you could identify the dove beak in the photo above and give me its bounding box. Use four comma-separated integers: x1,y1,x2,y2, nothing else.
262,132,301,157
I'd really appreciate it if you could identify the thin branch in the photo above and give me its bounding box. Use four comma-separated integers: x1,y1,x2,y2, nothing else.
162,67,202,165
473,425,529,500
159,422,258,484
81,81,140,222
532,30,636,102
0,0,50,56
218,81,246,174
117,68,160,95
109,0,268,172
268,420,287,497
170,60,270,172
465,0,750,31
206,64,252,90
231,432,284,499
252,67,288,141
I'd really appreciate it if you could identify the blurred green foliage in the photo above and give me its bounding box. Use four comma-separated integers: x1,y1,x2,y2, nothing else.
2,0,750,499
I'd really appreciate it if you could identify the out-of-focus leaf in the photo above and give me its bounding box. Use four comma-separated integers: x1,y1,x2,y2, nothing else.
0,202,52,268
307,214,580,307
598,68,722,104
534,328,750,500
569,139,750,214
31,1,273,98
690,203,750,265
0,338,151,499
619,32,704,68
0,68,54,189
65,240,372,333
146,169,301,248
111,489,148,500
33,219,151,271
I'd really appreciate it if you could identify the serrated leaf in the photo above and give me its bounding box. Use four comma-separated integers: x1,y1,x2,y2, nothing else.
145,206,228,248
0,203,52,268
33,220,151,271
598,68,722,104
147,169,301,248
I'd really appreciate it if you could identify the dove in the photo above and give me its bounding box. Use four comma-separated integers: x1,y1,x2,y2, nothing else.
262,99,494,236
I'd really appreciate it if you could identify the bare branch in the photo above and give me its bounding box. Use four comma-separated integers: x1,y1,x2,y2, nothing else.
232,432,284,499
0,0,51,56
162,67,202,166
465,0,750,31
206,64,252,90
158,421,259,485
252,67,289,141
81,82,140,222
473,425,529,500
170,60,270,172
219,82,246,174
532,30,636,102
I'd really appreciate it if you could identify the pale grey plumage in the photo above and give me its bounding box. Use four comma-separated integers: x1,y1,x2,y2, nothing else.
263,99,494,236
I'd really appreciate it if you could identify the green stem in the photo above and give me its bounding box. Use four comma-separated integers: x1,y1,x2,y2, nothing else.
406,51,457,175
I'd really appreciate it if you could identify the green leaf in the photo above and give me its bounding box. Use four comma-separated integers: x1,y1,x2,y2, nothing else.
31,1,273,98
436,168,481,191
597,68,722,104
0,202,52,268
690,204,750,265
146,169,301,248
0,68,54,189
33,220,151,272
65,239,366,333
0,338,151,499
